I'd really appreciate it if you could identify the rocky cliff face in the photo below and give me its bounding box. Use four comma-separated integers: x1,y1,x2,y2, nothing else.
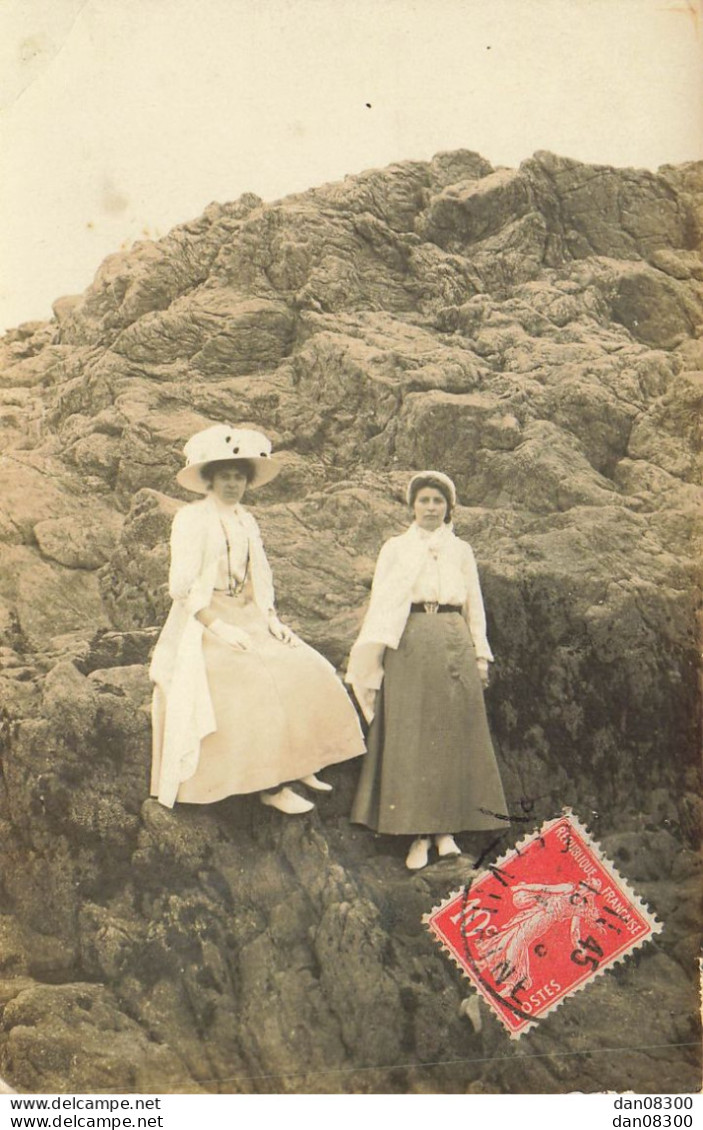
0,150,700,1093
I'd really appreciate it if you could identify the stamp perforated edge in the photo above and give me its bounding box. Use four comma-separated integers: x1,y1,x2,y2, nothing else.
422,808,663,1039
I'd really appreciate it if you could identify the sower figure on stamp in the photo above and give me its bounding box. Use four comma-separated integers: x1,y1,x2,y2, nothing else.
150,424,365,813
346,470,509,870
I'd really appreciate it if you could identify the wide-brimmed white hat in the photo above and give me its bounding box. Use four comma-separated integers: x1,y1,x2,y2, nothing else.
406,470,457,507
176,424,282,494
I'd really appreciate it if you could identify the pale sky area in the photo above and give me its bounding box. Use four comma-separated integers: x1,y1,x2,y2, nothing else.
1,0,702,332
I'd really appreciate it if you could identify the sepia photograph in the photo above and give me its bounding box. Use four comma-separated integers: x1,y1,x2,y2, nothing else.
0,0,701,1100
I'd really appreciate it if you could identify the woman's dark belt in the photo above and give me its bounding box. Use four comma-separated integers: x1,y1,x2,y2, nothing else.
410,602,462,614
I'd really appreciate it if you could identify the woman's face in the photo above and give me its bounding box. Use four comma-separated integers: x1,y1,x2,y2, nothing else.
210,465,248,506
413,487,448,531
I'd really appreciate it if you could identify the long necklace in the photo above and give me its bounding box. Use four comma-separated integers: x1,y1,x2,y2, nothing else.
219,519,249,597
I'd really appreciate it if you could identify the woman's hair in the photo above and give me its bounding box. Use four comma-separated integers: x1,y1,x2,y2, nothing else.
408,474,453,522
201,458,255,488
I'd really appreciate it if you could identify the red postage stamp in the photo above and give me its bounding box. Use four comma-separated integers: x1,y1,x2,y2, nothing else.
424,811,661,1038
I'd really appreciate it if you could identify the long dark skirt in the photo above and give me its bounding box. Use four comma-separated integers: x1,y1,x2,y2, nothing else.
350,612,509,835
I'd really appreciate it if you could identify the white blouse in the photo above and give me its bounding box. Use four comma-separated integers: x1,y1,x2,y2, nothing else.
409,525,468,605
346,521,494,722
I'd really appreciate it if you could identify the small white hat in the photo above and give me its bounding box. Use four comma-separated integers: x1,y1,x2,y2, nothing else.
406,470,457,507
176,424,282,494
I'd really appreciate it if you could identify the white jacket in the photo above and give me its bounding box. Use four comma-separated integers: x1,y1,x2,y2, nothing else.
345,523,493,722
149,495,276,807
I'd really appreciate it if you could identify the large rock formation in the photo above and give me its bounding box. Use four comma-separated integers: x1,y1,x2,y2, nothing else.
0,150,700,1093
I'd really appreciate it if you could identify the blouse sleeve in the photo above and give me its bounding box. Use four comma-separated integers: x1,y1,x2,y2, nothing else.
370,537,399,594
345,537,401,723
245,513,276,614
462,543,494,663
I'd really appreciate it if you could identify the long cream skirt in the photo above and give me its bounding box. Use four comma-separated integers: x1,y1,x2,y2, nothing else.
176,591,365,804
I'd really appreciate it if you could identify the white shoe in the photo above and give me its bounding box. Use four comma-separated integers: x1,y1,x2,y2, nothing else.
406,836,431,870
435,833,461,858
299,773,333,793
260,787,314,815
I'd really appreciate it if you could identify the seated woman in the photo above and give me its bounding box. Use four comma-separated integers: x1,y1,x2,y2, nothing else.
150,423,365,813
346,470,509,869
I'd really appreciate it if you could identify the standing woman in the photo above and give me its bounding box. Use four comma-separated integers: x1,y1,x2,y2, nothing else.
150,424,365,813
346,471,508,870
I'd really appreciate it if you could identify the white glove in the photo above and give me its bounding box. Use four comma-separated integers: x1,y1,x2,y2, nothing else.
208,619,252,650
477,658,490,687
